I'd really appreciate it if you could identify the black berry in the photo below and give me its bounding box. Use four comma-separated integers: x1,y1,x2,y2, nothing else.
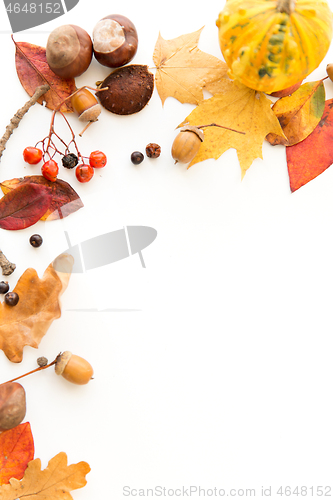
131,151,144,165
0,281,9,294
62,153,79,169
30,234,43,248
4,292,19,306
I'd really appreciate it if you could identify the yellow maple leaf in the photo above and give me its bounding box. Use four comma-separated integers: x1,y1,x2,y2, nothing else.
153,27,228,105
0,452,90,500
180,79,286,178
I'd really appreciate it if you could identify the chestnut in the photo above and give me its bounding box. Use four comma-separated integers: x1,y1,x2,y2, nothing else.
0,382,26,432
92,14,138,68
46,24,93,79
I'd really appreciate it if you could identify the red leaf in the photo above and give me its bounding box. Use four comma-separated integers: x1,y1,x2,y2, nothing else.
0,422,34,484
13,38,75,113
1,176,83,221
0,183,52,230
286,99,333,192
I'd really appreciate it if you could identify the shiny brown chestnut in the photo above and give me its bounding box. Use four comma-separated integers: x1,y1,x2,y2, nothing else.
92,14,138,68
0,382,26,432
46,24,93,79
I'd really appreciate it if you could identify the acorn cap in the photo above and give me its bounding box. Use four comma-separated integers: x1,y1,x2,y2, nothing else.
179,125,204,141
55,351,72,375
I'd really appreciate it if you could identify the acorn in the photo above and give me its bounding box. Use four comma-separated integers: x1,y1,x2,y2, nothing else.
46,25,93,79
71,88,101,122
171,126,204,164
326,63,333,82
97,64,154,115
93,14,138,68
55,351,93,385
0,382,26,432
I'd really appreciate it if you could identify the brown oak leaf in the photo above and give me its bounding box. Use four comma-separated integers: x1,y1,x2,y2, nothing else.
13,37,75,113
0,254,74,363
0,452,90,500
179,79,286,178
153,27,228,105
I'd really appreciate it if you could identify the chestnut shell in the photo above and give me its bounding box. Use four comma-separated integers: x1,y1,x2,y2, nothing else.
97,64,154,115
93,14,138,68
46,24,93,79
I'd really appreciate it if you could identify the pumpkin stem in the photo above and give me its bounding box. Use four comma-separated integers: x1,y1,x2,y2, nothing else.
277,0,295,14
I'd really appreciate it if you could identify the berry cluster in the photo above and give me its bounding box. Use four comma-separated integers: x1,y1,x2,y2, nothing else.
23,147,107,184
22,86,107,184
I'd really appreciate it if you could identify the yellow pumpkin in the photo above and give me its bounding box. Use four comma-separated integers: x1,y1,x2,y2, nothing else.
216,0,333,93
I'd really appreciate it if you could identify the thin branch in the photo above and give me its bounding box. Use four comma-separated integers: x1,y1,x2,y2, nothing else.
0,84,50,161
0,249,16,276
3,358,57,384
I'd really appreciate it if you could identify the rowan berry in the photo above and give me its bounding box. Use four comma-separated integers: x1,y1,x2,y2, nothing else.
41,159,59,182
23,147,43,165
89,150,107,168
75,164,94,183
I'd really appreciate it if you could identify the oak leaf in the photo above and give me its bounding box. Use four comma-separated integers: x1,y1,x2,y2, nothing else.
266,80,326,146
153,27,228,105
0,253,74,363
179,79,285,178
0,176,83,221
0,422,34,485
13,38,75,113
0,183,52,230
286,99,333,192
0,452,90,500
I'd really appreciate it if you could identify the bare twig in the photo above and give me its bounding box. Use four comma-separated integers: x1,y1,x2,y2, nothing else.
0,84,50,161
0,249,16,276
3,358,57,384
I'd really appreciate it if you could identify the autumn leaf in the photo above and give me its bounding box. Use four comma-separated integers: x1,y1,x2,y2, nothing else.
0,452,90,500
0,422,34,485
0,176,83,221
179,79,285,178
153,27,228,105
266,80,326,146
0,183,52,230
13,38,75,113
0,253,74,363
287,99,333,192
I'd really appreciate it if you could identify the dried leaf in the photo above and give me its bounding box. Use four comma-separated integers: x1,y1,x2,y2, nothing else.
1,176,83,221
153,28,228,105
13,38,75,113
0,451,90,500
0,422,34,485
287,99,333,192
179,79,285,178
0,183,52,230
266,80,326,146
0,253,74,363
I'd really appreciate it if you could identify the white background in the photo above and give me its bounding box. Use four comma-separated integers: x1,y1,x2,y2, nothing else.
1,1,333,498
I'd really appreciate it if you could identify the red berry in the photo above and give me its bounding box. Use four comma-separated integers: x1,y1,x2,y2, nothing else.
89,150,107,168
23,147,43,165
41,160,59,182
75,164,94,183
